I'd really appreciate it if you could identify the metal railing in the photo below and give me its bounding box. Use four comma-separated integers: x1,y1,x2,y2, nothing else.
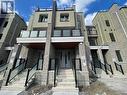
105,63,113,74
5,59,26,86
36,58,43,70
25,63,38,86
91,60,113,75
91,61,96,74
114,62,124,75
48,58,58,87
72,58,82,87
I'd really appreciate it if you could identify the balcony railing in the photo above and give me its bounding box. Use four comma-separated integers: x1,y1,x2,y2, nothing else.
91,60,113,75
114,62,124,75
20,30,47,38
52,30,83,37
72,58,82,87
87,30,98,35
48,58,59,87
5,58,26,86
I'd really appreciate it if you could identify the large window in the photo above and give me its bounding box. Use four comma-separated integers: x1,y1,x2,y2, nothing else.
30,31,38,37
105,20,110,27
72,30,81,36
38,14,48,22
63,30,70,37
60,13,69,22
88,37,98,46
115,50,123,62
3,21,8,27
109,33,116,42
0,34,3,39
53,30,61,37
39,30,46,37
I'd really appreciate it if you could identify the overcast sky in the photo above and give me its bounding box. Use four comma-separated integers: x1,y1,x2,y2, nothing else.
15,0,127,25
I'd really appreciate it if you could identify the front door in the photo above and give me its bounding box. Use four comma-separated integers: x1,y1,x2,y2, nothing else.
60,50,71,69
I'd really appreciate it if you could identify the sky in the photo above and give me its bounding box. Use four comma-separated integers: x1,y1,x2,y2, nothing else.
14,0,127,25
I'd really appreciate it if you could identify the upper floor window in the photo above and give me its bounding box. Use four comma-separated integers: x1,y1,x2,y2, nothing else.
38,14,48,22
60,13,69,22
115,50,123,62
109,33,116,42
0,34,3,39
88,37,98,46
3,21,8,27
105,20,110,27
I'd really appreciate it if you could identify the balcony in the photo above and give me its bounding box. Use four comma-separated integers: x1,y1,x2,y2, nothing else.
90,45,109,50
51,30,84,43
17,30,47,43
87,30,98,37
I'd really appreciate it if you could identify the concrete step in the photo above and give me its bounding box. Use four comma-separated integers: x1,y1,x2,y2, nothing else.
1,86,25,91
58,74,74,77
57,82,75,87
52,86,78,91
58,71,74,75
1,71,27,91
0,90,21,95
52,91,79,95
57,78,75,82
53,69,79,95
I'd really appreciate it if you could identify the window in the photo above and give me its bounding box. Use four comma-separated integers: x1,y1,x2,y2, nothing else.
115,50,123,62
3,21,8,27
39,30,46,37
109,33,116,42
0,18,4,26
53,30,61,37
63,30,71,37
30,31,38,37
38,14,48,22
105,20,110,27
0,34,3,39
88,37,98,46
60,13,69,22
72,30,81,36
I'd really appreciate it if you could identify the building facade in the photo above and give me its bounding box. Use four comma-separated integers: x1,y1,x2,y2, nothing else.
1,0,90,92
88,4,127,78
0,13,26,65
1,2,127,94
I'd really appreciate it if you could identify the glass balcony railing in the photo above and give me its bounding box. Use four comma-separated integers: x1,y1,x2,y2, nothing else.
87,30,98,35
52,29,83,37
20,29,83,38
20,30,47,38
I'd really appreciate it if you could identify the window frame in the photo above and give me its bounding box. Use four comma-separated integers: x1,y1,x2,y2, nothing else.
3,21,8,27
115,50,123,62
60,13,69,22
38,14,48,22
105,20,110,27
109,33,116,42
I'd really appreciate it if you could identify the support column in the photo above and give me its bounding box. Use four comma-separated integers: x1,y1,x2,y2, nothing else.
35,0,56,86
97,48,104,63
97,48,108,77
78,43,89,86
2,44,22,86
35,23,52,86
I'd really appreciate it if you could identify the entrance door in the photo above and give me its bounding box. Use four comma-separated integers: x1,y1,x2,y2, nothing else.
60,50,71,69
